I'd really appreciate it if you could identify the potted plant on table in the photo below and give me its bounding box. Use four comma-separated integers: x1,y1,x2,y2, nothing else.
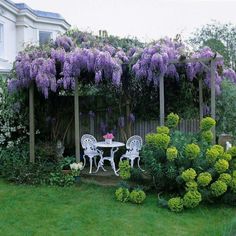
103,133,114,144
70,162,83,183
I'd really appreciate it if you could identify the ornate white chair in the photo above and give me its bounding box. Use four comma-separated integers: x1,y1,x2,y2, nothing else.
81,134,104,174
120,135,144,171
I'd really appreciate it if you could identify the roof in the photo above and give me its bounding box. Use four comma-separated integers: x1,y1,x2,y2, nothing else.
14,3,65,20
3,0,69,24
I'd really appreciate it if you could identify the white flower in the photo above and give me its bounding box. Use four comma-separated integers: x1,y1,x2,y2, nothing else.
70,162,83,171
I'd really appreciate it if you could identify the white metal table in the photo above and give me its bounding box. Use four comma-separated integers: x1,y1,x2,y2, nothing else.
94,141,125,176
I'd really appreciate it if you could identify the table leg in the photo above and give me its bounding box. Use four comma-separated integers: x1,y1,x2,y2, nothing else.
110,147,119,176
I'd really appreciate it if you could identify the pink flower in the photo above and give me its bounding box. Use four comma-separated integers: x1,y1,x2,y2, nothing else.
103,133,114,139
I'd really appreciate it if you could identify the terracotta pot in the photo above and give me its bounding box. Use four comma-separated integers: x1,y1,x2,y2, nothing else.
218,134,234,149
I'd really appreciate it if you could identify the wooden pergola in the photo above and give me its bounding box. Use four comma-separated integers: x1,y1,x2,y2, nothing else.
29,55,222,163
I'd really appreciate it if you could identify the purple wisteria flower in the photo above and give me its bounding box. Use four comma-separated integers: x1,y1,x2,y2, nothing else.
118,116,125,128
55,35,74,52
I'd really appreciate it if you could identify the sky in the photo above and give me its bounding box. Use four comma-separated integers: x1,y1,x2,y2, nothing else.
14,0,236,42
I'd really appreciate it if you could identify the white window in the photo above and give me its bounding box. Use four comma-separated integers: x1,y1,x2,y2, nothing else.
39,31,52,45
0,24,4,58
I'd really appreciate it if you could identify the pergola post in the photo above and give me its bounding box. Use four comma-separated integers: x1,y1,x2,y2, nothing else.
199,78,203,120
29,83,35,163
74,77,80,162
210,59,216,144
159,74,165,126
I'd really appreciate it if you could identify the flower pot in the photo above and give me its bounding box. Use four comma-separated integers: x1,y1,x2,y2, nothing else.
74,176,80,183
62,169,71,175
105,138,112,144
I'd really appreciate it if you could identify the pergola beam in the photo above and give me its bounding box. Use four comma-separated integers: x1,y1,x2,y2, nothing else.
159,74,165,126
74,77,80,162
29,83,35,163
210,59,216,144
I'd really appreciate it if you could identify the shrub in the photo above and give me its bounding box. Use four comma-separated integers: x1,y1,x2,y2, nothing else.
214,159,229,173
168,197,183,212
185,181,198,191
206,148,219,163
197,172,212,187
183,190,202,208
185,143,200,160
221,153,232,161
219,173,232,185
157,126,170,135
145,133,170,150
210,180,227,197
201,131,213,143
181,168,197,182
119,160,131,180
166,113,179,129
129,189,146,204
115,187,130,202
233,171,236,178
166,146,178,161
227,146,236,158
200,117,216,131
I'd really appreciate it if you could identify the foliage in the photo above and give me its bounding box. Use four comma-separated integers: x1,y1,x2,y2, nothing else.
115,187,130,202
183,190,202,208
197,172,212,187
167,197,183,213
49,171,75,187
157,126,170,135
184,143,200,160
206,148,220,163
145,133,170,150
219,173,232,185
190,21,236,69
201,131,213,143
217,80,236,137
0,77,27,149
129,189,146,204
214,159,229,173
227,146,236,158
166,147,178,161
142,113,236,211
166,113,180,129
181,168,197,182
210,180,227,197
200,117,216,131
229,178,236,193
119,160,131,180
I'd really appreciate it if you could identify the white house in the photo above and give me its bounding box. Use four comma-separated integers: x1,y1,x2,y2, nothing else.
0,0,70,74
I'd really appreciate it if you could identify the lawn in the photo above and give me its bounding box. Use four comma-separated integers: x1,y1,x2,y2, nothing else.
0,180,235,236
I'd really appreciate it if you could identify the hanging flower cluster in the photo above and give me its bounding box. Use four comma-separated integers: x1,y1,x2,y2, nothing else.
8,33,236,98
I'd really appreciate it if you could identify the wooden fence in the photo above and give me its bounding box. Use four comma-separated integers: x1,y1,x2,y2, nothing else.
64,116,200,146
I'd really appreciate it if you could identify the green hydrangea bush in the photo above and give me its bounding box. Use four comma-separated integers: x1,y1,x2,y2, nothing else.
141,113,236,212
168,197,183,212
115,187,130,202
129,189,146,204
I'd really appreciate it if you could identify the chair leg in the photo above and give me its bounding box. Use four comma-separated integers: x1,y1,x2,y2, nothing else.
82,155,86,170
137,157,144,171
130,159,134,168
89,157,93,174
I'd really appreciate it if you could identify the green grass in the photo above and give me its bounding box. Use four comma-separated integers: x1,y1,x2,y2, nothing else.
0,180,235,236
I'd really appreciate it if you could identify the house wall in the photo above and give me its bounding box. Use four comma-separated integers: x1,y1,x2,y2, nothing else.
0,0,70,73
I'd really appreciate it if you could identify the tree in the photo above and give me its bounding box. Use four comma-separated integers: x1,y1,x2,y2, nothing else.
190,21,236,69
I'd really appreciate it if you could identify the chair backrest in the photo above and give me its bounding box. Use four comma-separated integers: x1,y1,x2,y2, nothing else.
126,135,143,155
81,134,97,152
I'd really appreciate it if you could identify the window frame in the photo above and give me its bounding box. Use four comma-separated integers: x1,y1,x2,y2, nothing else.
38,30,52,46
0,23,4,59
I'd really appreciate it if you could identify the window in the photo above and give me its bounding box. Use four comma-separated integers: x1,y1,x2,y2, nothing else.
0,23,4,58
39,31,52,45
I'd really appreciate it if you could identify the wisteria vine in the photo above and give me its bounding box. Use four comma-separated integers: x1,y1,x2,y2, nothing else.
8,34,236,98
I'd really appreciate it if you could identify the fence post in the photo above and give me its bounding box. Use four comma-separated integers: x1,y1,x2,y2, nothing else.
210,59,216,144
29,83,35,163
74,78,80,162
159,74,165,126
